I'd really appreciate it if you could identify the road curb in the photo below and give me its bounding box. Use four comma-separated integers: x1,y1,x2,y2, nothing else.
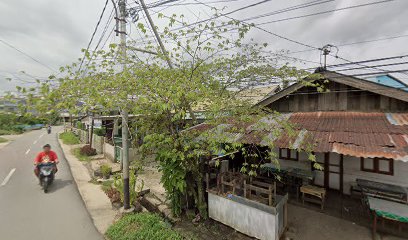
57,132,117,237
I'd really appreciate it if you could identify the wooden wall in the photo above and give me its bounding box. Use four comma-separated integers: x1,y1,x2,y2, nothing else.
267,82,408,112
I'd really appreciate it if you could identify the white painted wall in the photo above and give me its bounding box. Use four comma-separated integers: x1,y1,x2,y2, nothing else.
342,155,408,194
272,148,408,195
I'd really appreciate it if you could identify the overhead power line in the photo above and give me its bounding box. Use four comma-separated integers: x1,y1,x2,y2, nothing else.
0,39,56,73
327,54,408,68
254,0,395,25
289,33,408,55
78,0,110,73
336,62,408,72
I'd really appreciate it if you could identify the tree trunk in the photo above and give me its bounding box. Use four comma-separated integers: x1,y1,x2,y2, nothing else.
89,116,94,147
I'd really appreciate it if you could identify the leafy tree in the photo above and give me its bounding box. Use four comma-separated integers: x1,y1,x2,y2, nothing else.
17,10,322,218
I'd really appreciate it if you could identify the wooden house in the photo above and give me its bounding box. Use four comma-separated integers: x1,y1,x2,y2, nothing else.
255,71,408,195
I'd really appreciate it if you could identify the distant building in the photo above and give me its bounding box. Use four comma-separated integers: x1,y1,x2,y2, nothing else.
364,74,408,91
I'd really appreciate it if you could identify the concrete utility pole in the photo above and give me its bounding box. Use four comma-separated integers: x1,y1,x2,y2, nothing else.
118,0,131,210
139,0,173,69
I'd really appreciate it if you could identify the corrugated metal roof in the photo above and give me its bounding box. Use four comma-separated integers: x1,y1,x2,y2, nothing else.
190,112,408,161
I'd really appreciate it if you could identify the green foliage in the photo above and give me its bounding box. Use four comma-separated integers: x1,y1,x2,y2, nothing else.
94,128,106,136
0,137,7,143
76,122,85,130
71,148,91,162
59,132,80,145
101,180,113,192
112,169,139,204
0,112,45,133
100,164,112,177
22,10,319,220
106,213,184,240
0,129,15,135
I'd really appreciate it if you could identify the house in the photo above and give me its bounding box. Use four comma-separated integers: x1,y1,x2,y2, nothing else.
255,70,408,195
364,74,408,91
199,70,408,239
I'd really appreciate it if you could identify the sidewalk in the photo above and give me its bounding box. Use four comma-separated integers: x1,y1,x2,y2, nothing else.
58,135,118,235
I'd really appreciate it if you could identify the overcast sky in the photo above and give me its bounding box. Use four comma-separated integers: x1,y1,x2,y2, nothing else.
1,0,408,95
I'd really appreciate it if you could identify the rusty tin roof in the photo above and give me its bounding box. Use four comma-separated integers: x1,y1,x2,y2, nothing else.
191,112,408,161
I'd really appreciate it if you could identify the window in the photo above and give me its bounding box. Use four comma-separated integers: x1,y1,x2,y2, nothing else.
279,148,298,161
361,157,393,175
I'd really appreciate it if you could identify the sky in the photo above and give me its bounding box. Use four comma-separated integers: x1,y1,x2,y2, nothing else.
1,0,408,95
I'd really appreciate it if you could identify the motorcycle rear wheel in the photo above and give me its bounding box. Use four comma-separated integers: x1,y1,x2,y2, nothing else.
43,177,49,193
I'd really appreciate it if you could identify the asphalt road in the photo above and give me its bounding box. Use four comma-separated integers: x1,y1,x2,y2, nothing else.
0,127,103,240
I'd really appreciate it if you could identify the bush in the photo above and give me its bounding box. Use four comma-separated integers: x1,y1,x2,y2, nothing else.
0,137,7,143
94,128,106,136
0,129,15,135
100,164,112,178
71,148,91,162
59,132,80,145
106,213,184,240
80,145,97,156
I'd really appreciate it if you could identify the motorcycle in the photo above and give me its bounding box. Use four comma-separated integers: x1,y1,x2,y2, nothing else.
47,127,51,134
38,162,55,193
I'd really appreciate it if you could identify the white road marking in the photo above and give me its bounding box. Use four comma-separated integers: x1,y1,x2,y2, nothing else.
39,133,45,139
1,168,16,186
33,140,38,145
25,149,31,155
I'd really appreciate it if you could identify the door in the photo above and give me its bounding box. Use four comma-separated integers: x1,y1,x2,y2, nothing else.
312,153,343,193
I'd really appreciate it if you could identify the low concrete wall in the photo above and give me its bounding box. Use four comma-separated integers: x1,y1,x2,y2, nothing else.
208,192,288,240
72,128,104,154
91,134,104,154
104,142,115,161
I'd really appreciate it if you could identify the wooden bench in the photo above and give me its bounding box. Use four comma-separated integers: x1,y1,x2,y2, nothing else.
300,185,326,210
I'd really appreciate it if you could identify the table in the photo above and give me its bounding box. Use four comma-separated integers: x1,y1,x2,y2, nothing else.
368,197,408,239
300,185,326,210
357,178,408,203
261,163,314,181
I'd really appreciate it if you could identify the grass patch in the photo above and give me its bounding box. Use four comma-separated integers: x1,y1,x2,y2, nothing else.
0,129,16,136
59,132,80,145
101,179,114,191
0,137,7,143
71,148,91,162
106,213,185,240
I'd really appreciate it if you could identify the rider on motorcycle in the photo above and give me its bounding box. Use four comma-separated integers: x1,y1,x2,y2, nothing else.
34,144,59,179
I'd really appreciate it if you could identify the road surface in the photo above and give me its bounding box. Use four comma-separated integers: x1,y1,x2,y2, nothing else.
0,127,103,240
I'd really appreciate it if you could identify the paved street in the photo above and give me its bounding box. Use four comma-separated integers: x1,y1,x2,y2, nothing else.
0,127,103,240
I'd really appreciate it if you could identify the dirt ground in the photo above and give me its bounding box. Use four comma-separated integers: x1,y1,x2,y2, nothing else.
172,204,406,240
283,204,405,240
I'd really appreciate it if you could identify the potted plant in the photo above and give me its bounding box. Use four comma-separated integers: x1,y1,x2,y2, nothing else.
100,164,112,179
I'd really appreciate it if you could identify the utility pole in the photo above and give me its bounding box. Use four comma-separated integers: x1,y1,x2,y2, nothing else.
139,0,173,69
139,0,198,123
118,0,131,210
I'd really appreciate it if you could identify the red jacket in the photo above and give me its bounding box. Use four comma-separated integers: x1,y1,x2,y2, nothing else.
34,151,58,164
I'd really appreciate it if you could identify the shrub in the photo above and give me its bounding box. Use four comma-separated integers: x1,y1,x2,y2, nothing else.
80,145,97,156
100,164,112,178
71,148,91,162
105,213,184,240
0,129,15,135
94,128,106,136
59,132,80,145
0,137,7,143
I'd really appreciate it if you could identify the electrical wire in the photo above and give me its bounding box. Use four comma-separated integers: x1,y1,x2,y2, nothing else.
254,0,395,26
0,39,57,73
78,0,110,73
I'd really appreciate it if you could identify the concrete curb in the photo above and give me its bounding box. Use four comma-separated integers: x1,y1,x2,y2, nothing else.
57,133,117,236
